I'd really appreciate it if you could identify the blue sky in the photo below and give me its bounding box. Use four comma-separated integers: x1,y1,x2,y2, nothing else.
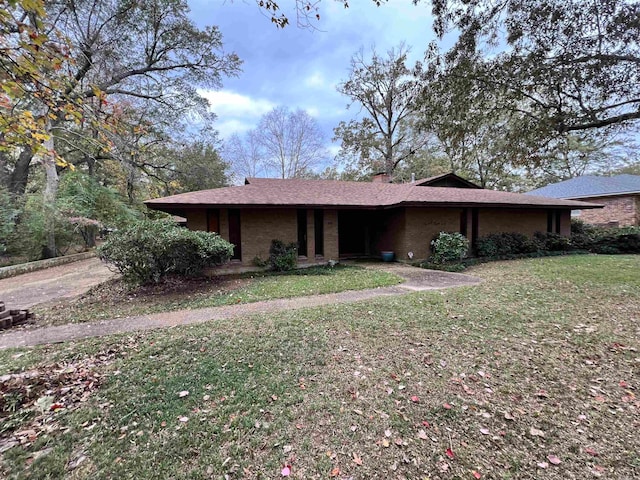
188,1,438,157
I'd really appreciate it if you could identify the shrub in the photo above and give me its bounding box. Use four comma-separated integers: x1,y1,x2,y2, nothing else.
534,231,572,251
592,233,640,254
430,232,469,264
476,232,538,257
570,219,600,250
269,239,298,271
98,220,233,285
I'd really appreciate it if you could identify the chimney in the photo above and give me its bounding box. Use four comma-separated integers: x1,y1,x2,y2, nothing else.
411,173,416,183
372,172,391,183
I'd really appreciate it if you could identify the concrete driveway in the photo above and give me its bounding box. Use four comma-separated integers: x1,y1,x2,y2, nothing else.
0,258,115,310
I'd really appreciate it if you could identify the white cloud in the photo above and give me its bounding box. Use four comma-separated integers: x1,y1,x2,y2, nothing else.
198,89,275,138
199,89,275,118
305,106,320,117
304,72,325,88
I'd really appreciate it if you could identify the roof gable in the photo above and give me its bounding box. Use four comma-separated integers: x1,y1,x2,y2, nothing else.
413,173,481,189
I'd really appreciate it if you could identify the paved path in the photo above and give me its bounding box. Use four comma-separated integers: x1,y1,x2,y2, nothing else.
0,257,115,310
0,264,481,350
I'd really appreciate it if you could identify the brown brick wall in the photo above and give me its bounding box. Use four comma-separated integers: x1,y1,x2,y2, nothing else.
573,195,639,227
478,208,548,237
324,209,339,261
403,208,462,260
239,208,297,263
375,209,406,257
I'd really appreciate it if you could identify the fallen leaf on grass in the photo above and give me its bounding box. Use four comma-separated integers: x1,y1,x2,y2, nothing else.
382,439,390,448
353,452,363,465
443,403,452,410
529,427,545,438
417,430,428,440
329,466,341,477
479,428,490,435
584,447,599,457
178,391,189,398
178,416,188,423
547,454,561,465
410,395,420,403
281,465,291,476
446,448,455,459
472,471,482,479
537,462,549,469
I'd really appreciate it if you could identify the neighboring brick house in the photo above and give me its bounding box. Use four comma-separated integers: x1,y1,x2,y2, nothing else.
527,175,640,227
145,174,600,265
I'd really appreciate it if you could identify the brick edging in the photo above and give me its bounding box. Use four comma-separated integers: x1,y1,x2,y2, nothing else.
0,251,97,279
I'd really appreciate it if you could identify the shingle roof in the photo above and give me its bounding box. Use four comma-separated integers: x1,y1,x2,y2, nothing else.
526,175,640,199
145,178,600,210
413,173,481,189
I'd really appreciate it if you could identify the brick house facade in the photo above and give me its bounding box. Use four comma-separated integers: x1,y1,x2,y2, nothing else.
572,195,639,227
146,177,597,265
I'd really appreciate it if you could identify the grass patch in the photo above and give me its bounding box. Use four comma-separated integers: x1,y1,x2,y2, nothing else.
1,255,639,479
35,264,402,327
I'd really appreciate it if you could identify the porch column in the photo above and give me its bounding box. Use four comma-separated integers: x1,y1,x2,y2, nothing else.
306,209,315,259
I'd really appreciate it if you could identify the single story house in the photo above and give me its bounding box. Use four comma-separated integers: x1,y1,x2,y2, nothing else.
145,174,601,265
527,174,640,227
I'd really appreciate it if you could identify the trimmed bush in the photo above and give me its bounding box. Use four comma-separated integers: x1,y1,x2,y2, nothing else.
98,220,233,285
476,232,538,257
430,232,469,264
592,233,640,254
269,239,298,271
534,232,572,251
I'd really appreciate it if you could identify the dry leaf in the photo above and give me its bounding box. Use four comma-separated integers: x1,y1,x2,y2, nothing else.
547,454,561,465
418,429,428,440
446,448,455,459
329,466,340,477
529,427,545,438
178,390,189,398
353,452,363,465
281,465,291,476
479,428,490,435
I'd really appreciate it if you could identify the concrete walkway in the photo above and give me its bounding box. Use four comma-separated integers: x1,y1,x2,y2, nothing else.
0,264,481,350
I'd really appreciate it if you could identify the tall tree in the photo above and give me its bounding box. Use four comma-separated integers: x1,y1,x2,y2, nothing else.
334,44,424,179
255,106,326,178
224,131,266,181
428,0,640,137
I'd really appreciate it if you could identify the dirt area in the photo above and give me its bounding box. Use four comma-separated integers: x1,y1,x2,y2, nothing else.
0,258,115,310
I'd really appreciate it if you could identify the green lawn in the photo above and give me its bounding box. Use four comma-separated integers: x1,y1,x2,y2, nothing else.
1,255,639,479
38,264,403,327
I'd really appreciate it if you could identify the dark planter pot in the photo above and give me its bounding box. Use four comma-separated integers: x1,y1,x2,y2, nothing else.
381,251,395,262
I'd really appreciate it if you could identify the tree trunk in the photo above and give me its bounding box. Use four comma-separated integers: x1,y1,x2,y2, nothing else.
8,146,34,195
42,125,58,259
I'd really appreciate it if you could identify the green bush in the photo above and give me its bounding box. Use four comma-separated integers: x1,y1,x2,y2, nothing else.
430,232,469,264
98,220,233,285
269,239,298,271
476,232,538,257
9,195,78,260
570,219,600,250
534,231,572,251
0,188,18,255
592,233,640,254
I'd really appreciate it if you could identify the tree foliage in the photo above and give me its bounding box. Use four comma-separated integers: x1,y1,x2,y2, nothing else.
334,44,424,179
428,0,640,136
